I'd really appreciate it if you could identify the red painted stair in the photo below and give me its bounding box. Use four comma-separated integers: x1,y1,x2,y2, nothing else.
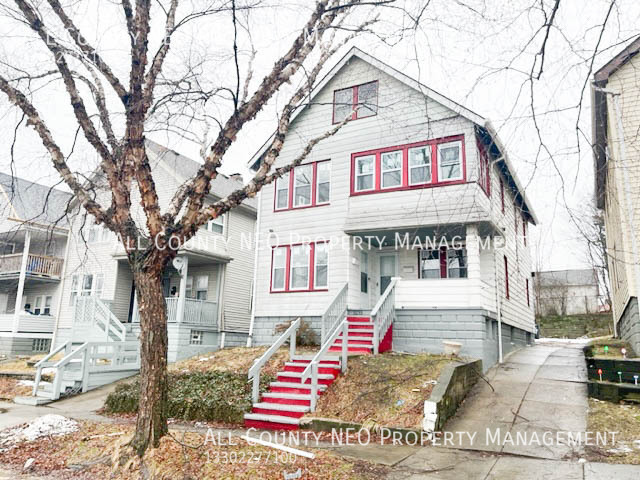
244,315,393,430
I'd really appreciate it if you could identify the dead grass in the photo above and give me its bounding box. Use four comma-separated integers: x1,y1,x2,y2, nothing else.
588,338,636,359
312,352,451,429
169,346,317,377
586,398,640,464
0,377,31,400
0,421,388,479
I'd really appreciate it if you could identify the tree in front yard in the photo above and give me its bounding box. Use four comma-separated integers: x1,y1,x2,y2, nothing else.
0,0,383,458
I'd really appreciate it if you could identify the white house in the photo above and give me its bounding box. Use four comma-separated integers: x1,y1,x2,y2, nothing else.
592,35,640,354
247,48,538,369
0,141,257,368
534,269,600,316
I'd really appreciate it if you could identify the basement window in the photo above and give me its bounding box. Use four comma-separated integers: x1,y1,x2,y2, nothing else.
190,330,203,345
32,338,50,353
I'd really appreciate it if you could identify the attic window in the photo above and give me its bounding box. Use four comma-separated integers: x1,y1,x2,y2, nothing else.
332,81,378,123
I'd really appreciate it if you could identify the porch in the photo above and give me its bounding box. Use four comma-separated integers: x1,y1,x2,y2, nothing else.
131,296,219,327
0,227,67,282
0,312,55,334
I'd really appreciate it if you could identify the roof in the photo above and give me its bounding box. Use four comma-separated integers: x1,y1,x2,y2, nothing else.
537,269,598,288
0,172,72,229
146,139,257,211
247,47,538,224
591,35,640,209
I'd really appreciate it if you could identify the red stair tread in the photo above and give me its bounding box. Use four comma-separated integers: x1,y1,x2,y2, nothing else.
244,419,299,430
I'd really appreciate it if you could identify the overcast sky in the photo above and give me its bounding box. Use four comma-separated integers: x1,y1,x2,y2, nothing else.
0,0,638,272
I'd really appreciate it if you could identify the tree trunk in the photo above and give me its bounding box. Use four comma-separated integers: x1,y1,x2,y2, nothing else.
130,269,169,456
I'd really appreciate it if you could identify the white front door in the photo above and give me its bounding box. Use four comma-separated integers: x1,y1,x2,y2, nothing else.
379,254,397,296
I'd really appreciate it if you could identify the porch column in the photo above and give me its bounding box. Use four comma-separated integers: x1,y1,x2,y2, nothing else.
465,224,482,307
175,255,189,324
12,229,31,333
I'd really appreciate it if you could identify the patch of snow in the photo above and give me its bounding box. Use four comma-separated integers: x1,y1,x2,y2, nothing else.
607,442,633,454
0,415,78,452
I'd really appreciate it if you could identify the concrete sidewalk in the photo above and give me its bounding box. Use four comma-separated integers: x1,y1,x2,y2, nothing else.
442,341,589,459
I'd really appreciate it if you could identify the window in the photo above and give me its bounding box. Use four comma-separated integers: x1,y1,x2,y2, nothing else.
293,164,313,207
381,151,402,189
419,247,468,279
408,146,431,185
332,81,377,123
478,140,490,195
88,222,110,243
190,330,203,345
271,247,287,291
270,242,328,292
195,275,208,300
274,161,330,211
504,255,510,300
437,141,463,181
360,251,368,293
33,295,52,315
290,244,310,290
526,278,530,307
205,214,225,234
355,155,375,192
316,162,331,204
351,136,465,196
32,338,50,353
275,172,290,210
70,273,102,306
314,243,328,289
500,179,505,213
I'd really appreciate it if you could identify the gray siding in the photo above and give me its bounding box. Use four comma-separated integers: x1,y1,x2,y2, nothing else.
618,297,640,356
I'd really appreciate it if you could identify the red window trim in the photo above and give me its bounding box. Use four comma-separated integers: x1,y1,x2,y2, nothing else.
477,138,491,197
500,179,505,213
273,160,330,212
332,80,378,124
504,255,510,300
350,135,467,197
269,242,329,293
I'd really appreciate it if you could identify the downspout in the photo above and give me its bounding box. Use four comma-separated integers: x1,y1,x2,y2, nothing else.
597,87,639,338
494,240,503,364
50,228,72,351
247,191,261,347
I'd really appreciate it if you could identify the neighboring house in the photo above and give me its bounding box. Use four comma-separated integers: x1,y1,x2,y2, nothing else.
247,48,538,369
592,36,640,354
0,173,71,356
534,269,600,316
0,140,256,365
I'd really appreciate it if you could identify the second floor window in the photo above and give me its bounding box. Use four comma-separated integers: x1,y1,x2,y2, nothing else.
333,81,378,123
70,273,104,305
274,161,330,211
204,214,225,234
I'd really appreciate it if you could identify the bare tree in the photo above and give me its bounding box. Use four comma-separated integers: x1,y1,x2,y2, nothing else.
0,0,383,457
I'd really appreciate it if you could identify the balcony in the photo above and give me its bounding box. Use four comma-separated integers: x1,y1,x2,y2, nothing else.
0,253,64,280
0,312,55,334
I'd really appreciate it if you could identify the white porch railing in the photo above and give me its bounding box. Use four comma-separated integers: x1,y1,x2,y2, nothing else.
371,277,399,355
301,319,348,411
0,253,63,278
73,296,127,342
133,297,218,327
0,313,55,333
248,318,301,404
320,283,348,345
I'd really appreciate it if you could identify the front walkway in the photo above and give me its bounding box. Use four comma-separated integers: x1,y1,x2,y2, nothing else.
442,340,588,459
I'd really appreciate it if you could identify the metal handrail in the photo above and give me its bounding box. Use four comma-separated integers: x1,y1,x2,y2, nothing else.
301,319,349,411
320,283,348,344
248,317,301,404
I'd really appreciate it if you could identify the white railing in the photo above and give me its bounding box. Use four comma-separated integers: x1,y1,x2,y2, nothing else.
0,313,55,333
371,278,399,355
133,297,218,327
0,253,63,278
34,341,140,400
248,318,301,404
320,283,348,345
73,296,127,342
301,319,348,411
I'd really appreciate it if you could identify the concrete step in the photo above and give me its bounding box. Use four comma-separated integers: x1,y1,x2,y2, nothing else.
14,395,52,406
244,412,300,430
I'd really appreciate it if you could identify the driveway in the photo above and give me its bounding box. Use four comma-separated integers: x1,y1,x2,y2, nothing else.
442,340,589,460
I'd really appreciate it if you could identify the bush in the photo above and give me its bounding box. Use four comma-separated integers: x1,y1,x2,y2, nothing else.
274,319,318,346
104,371,274,424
